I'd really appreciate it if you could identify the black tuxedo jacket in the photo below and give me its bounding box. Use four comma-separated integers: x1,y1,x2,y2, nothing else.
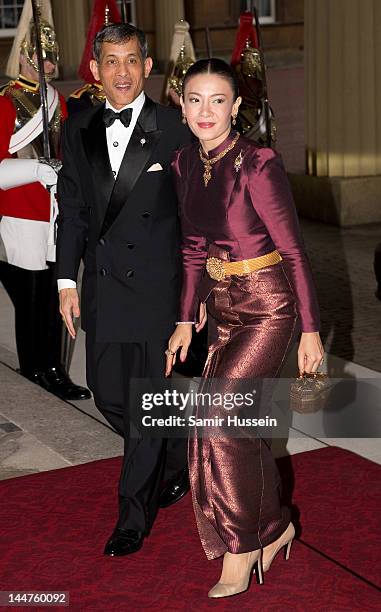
56,96,191,342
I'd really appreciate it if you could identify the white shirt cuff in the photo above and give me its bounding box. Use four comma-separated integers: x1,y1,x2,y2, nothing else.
57,279,77,291
176,321,195,324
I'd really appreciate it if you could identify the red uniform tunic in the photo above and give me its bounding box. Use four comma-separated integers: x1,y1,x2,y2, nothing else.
0,78,67,221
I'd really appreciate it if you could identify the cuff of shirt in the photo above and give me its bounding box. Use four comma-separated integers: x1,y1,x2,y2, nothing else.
57,279,77,291
176,321,195,325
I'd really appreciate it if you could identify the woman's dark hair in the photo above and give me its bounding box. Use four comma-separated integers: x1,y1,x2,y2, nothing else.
182,58,239,100
93,23,148,62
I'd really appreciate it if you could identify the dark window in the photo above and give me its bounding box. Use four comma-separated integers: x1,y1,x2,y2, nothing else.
0,0,24,34
116,0,136,25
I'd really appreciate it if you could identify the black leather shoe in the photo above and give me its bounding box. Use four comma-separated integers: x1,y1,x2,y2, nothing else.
159,468,190,508
19,370,41,385
104,528,144,556
37,366,91,401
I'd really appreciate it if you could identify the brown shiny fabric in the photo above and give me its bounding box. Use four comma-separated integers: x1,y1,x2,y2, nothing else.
189,244,297,560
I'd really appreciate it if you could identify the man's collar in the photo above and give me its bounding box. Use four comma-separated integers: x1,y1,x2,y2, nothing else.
87,94,157,134
105,91,145,113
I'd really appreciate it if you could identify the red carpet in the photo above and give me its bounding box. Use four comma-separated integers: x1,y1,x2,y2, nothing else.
1,446,380,611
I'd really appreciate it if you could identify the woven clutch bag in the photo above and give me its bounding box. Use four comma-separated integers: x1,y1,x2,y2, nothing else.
289,372,330,413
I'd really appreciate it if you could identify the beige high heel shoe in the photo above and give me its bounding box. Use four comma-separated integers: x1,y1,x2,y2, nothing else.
262,522,295,573
208,549,264,599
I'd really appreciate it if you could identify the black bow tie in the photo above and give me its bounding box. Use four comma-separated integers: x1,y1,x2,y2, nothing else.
103,107,133,128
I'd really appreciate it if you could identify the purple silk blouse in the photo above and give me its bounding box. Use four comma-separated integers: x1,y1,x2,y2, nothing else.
171,131,320,332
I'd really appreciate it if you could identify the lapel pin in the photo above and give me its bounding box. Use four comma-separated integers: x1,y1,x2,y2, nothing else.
140,138,146,146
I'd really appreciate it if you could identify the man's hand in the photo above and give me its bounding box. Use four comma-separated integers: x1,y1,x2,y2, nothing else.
59,288,80,339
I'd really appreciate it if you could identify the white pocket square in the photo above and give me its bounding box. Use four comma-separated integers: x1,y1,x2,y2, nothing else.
147,163,163,172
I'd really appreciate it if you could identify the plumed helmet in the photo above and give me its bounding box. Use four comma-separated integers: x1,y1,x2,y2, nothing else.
6,0,58,79
21,18,59,74
164,20,195,102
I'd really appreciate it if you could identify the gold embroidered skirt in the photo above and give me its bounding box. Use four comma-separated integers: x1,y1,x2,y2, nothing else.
189,245,298,560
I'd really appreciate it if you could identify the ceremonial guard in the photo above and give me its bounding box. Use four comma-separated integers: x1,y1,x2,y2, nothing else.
0,0,90,401
231,10,276,146
67,82,105,115
162,20,195,107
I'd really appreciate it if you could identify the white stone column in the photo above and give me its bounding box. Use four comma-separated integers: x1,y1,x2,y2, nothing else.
155,0,184,66
51,0,90,80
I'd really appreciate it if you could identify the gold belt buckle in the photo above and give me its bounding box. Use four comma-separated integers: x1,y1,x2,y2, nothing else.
206,257,225,281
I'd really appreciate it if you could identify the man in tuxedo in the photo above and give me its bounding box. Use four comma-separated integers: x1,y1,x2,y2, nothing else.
56,23,190,556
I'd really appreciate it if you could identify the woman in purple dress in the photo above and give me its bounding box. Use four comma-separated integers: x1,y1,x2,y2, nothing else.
166,59,323,599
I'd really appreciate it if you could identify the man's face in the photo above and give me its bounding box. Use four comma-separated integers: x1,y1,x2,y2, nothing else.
19,52,56,81
90,37,152,109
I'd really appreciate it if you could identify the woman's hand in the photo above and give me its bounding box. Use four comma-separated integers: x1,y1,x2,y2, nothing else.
298,332,324,374
165,323,193,377
195,302,207,333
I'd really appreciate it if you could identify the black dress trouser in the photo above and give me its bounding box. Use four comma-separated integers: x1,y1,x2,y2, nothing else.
85,335,187,534
0,261,63,375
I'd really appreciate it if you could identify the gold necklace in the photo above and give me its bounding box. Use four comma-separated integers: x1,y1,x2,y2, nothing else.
199,133,240,187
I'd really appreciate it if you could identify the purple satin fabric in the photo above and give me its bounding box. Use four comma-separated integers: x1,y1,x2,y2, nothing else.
171,133,321,561
188,248,297,559
171,131,320,332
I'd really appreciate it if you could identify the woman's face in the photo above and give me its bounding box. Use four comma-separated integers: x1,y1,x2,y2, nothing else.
181,73,241,150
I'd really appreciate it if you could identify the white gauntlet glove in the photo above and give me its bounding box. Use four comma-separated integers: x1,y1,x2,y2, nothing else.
36,159,60,186
0,158,59,190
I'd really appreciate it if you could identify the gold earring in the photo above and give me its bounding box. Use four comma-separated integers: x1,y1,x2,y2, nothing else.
182,115,187,125
232,115,237,126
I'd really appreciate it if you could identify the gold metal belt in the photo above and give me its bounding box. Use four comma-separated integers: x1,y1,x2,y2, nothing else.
206,250,282,281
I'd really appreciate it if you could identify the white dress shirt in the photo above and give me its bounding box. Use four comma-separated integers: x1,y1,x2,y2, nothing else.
105,91,145,177
57,92,145,291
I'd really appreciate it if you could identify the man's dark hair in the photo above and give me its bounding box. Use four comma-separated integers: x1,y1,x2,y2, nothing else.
93,23,148,62
182,58,239,100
